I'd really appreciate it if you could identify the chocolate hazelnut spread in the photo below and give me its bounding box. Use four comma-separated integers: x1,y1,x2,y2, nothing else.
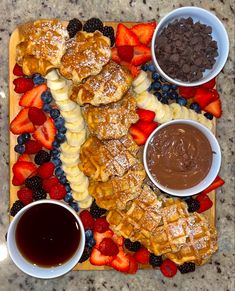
146,123,212,189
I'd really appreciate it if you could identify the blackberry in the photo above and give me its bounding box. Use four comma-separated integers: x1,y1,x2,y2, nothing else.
178,262,196,274
10,200,24,217
204,112,213,120
90,200,106,218
83,18,103,33
149,253,163,267
33,188,47,200
186,198,200,213
25,176,42,190
102,26,115,46
34,150,51,165
67,18,83,38
79,246,92,263
124,239,141,252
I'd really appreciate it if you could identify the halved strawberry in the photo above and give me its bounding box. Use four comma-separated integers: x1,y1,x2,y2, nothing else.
135,120,158,137
127,255,138,274
131,45,152,66
117,45,134,62
112,234,124,247
115,23,140,47
201,78,216,89
28,107,47,126
13,77,34,93
129,124,147,145
131,22,157,45
94,229,114,246
12,161,37,185
178,86,197,99
120,61,140,78
12,175,23,186
200,176,225,195
204,99,222,118
10,108,35,135
111,47,121,64
18,153,31,162
109,249,130,272
33,117,56,150
90,248,114,266
19,84,47,109
193,88,219,109
99,238,119,256
133,247,150,264
136,108,155,122
196,194,213,213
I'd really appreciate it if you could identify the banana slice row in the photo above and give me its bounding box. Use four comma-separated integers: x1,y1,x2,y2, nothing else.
132,72,214,131
46,69,92,208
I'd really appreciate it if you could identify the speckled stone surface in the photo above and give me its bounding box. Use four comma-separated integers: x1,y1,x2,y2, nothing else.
0,0,234,290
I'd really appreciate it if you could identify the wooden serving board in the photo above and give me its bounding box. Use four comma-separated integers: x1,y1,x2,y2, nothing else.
9,21,216,271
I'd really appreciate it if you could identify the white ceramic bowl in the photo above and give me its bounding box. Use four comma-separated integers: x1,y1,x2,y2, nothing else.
151,6,229,87
143,119,221,197
7,200,85,279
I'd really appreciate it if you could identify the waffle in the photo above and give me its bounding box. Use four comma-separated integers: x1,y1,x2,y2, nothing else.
60,31,111,84
88,163,146,210
106,186,218,265
70,61,133,106
83,92,138,140
16,19,68,75
79,135,140,182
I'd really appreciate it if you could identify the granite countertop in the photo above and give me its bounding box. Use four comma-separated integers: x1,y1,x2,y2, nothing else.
0,0,234,290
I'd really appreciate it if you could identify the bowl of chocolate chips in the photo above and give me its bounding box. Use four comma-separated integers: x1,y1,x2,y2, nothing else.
151,6,229,86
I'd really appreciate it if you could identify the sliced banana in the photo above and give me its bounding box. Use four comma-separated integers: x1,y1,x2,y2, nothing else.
132,71,148,87
66,130,86,147
65,118,85,133
70,178,89,193
47,78,66,90
56,99,77,112
170,103,183,120
45,70,59,81
72,189,90,202
134,78,152,94
181,106,190,119
157,104,173,123
154,101,166,122
62,165,82,176
67,173,86,184
51,86,69,101
135,91,155,109
61,107,82,123
188,109,198,121
197,114,213,130
78,195,93,209
60,152,80,167
60,142,81,157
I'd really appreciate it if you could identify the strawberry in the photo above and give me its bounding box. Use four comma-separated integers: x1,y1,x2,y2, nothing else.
94,229,114,245
160,259,177,277
200,176,225,195
12,175,22,186
80,210,95,230
10,108,35,135
28,107,47,125
129,124,147,145
19,84,47,109
90,248,114,266
204,99,222,118
17,187,33,205
18,153,31,162
127,255,138,274
136,108,155,122
42,176,60,192
49,183,66,200
13,63,24,76
33,117,56,150
12,161,37,185
133,247,150,264
116,23,140,47
112,234,124,247
193,88,219,109
25,140,42,154
121,61,140,77
131,45,152,66
131,22,157,45
201,78,216,89
13,77,34,94
178,86,197,99
37,162,55,179
111,47,121,64
94,217,110,233
196,193,213,213
117,45,134,62
99,238,119,256
135,120,158,137
110,249,130,272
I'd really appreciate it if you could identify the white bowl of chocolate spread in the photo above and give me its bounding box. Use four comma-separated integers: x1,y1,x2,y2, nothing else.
143,119,221,197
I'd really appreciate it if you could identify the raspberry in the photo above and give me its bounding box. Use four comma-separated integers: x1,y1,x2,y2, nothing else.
25,140,42,154
10,200,24,216
49,183,66,200
124,239,141,252
83,18,103,33
90,200,106,218
133,247,150,264
93,217,109,233
42,176,59,192
79,246,92,263
33,188,47,200
25,176,42,190
17,187,33,205
67,18,83,38
160,259,177,277
99,238,119,256
37,162,55,179
13,63,24,76
178,262,196,274
185,198,200,212
149,253,163,267
102,26,115,46
34,150,51,165
80,210,95,230
28,107,47,126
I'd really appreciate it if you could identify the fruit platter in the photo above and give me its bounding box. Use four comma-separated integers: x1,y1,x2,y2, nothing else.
9,15,226,277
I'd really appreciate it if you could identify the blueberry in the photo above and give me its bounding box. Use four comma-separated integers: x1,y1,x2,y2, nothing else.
42,103,52,113
55,117,65,128
87,238,96,248
190,102,201,113
21,133,31,142
162,92,170,98
14,144,25,154
33,74,46,85
169,91,179,100
162,84,170,92
64,193,73,203
52,140,60,148
151,81,161,90
159,76,167,83
152,72,160,80
65,183,71,193
51,157,62,167
56,132,66,143
51,148,60,157
154,92,162,99
171,84,178,90
148,63,156,72
58,125,67,134
204,112,213,120
177,97,187,106
50,109,60,120
59,175,67,185
160,97,168,104
69,201,79,212
55,167,64,177
17,135,25,145
41,91,52,104
85,229,93,241
141,64,148,71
